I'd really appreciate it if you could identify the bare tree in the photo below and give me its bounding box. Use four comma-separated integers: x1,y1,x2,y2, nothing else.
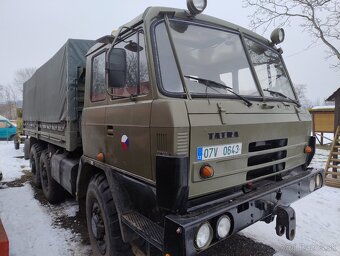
294,84,312,107
0,67,35,119
0,84,17,119
244,0,340,67
13,67,36,93
0,84,5,103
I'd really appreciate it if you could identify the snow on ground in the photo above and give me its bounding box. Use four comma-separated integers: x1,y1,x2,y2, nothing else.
315,133,334,146
0,185,87,256
0,141,339,256
0,142,28,183
241,148,340,256
0,141,90,256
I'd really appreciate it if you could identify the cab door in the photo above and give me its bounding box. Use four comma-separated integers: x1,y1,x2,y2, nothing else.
82,48,109,159
105,30,153,180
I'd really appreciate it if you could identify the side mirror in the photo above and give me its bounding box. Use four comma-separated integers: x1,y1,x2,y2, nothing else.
108,48,127,88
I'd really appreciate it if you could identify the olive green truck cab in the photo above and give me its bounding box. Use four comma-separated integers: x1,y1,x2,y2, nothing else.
23,2,323,255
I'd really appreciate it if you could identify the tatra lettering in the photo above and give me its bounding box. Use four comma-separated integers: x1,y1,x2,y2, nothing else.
208,131,239,140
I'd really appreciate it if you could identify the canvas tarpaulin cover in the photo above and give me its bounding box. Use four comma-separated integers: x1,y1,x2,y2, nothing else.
23,39,96,123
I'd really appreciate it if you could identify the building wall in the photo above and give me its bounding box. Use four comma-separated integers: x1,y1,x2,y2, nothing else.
313,111,334,133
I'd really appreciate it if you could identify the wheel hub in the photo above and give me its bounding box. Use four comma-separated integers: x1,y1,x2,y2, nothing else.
91,202,106,254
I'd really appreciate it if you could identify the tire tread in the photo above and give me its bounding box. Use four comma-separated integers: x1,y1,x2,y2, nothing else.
30,143,44,188
86,173,132,256
40,150,65,204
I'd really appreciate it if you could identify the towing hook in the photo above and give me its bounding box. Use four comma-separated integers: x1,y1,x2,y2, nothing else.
275,206,296,241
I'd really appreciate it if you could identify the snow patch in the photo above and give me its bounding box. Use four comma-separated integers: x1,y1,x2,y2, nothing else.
0,141,29,182
0,141,90,256
311,105,335,110
0,185,89,256
242,148,340,256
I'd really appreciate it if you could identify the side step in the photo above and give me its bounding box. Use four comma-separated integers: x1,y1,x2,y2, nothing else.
121,211,164,251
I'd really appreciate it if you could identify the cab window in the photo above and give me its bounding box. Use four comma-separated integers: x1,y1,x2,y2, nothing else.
111,31,150,98
91,51,106,102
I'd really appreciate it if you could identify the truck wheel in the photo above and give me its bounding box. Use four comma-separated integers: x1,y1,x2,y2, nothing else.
24,139,30,160
30,143,43,188
40,150,64,204
86,173,132,256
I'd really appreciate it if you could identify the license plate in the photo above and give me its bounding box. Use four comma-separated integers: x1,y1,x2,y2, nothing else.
197,143,242,161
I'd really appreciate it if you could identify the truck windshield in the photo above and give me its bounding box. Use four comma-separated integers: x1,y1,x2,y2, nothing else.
154,20,260,98
243,38,296,101
154,20,296,102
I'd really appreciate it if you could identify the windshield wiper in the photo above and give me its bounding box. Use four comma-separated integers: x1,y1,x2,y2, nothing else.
184,75,252,107
263,89,301,107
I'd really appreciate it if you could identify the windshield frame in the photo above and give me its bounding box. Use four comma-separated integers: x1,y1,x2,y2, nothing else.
151,17,298,104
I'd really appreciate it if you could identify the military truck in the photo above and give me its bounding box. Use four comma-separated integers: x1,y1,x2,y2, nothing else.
23,1,323,255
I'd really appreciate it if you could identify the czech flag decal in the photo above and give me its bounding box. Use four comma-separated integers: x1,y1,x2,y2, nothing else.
121,135,129,150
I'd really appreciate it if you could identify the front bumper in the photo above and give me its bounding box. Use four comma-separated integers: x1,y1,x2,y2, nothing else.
163,167,323,256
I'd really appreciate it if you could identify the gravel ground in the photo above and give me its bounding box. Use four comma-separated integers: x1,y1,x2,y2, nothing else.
201,235,275,256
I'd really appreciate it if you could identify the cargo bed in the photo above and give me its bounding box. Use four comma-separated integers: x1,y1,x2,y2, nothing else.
23,39,95,151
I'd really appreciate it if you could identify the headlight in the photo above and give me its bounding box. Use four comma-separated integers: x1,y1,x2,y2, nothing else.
195,222,213,250
270,28,285,45
216,215,231,239
315,173,323,188
309,178,316,192
187,0,207,15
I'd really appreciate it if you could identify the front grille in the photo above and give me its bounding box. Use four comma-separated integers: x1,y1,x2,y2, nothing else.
246,139,288,181
249,138,287,152
248,150,287,166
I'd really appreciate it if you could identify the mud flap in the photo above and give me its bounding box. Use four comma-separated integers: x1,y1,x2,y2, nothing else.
275,206,296,241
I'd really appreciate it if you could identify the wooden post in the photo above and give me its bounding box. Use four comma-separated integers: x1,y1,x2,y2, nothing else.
334,92,340,178
312,112,316,137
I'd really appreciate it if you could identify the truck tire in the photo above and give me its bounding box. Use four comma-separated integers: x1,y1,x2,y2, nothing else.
40,150,65,204
86,173,132,256
24,139,30,160
30,143,43,188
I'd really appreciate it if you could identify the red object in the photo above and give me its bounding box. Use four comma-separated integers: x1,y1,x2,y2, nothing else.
0,219,9,256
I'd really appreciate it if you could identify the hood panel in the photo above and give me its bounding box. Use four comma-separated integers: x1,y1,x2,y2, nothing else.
185,99,311,199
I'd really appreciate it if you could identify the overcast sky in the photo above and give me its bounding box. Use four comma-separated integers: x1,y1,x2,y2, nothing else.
0,0,339,102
